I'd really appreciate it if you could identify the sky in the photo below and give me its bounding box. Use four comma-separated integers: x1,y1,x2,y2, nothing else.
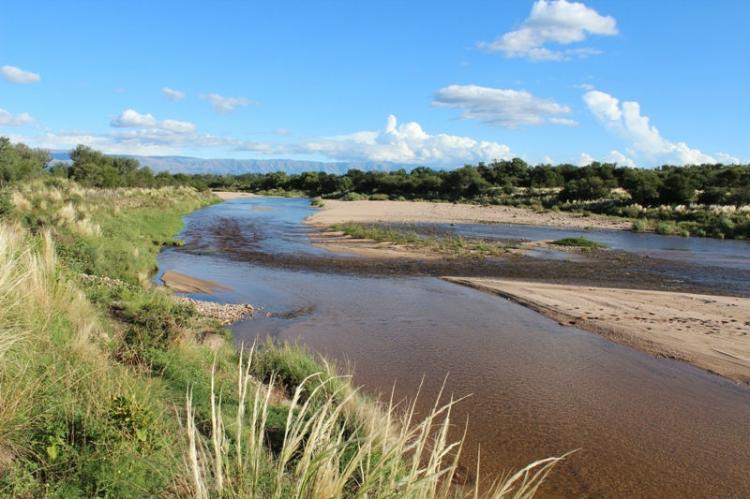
1,0,749,168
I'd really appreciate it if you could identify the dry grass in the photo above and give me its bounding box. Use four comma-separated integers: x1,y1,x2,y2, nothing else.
184,345,564,498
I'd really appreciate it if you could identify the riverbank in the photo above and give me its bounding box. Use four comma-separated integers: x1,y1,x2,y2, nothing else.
307,199,632,230
444,277,750,384
0,180,558,498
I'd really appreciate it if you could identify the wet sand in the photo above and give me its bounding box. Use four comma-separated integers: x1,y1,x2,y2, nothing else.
308,199,631,230
161,270,230,294
444,278,750,384
213,191,258,200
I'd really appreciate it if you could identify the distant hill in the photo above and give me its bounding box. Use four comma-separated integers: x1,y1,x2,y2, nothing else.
49,151,413,175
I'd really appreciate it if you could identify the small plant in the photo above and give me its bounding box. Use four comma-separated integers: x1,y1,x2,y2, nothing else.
551,237,607,249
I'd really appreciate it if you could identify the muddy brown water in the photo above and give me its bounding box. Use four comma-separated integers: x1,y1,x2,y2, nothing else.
157,197,750,498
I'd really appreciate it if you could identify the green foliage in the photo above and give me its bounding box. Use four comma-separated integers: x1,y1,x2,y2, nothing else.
659,172,695,204
550,237,607,249
0,137,50,187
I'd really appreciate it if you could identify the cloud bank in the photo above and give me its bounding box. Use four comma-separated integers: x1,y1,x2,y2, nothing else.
239,115,513,165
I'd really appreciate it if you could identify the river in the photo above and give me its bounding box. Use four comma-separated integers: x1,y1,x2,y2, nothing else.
157,196,750,498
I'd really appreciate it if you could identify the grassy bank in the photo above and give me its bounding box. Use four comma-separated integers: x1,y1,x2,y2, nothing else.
0,178,559,497
330,223,518,257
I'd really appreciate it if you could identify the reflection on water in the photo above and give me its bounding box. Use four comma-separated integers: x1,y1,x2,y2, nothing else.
157,197,750,498
179,196,331,256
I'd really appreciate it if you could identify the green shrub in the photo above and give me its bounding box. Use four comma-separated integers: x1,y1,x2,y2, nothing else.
551,237,607,249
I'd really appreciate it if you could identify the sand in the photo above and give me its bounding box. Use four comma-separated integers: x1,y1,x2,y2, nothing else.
308,199,631,230
443,277,750,383
213,191,257,200
161,270,230,294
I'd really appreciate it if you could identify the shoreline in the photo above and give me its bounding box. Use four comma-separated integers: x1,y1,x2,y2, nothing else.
443,277,750,384
213,191,258,200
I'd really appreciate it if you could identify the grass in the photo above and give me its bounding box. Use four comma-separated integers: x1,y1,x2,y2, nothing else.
0,178,563,497
331,222,514,258
550,237,607,249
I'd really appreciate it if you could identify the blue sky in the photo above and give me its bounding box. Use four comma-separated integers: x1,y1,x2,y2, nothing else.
1,0,749,167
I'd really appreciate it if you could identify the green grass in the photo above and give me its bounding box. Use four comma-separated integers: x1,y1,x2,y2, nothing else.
550,236,607,249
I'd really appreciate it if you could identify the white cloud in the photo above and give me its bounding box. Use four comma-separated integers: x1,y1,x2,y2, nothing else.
1,65,40,84
111,109,158,128
715,152,741,165
239,115,513,165
433,84,574,127
203,93,253,113
583,89,726,165
161,87,186,101
110,109,196,134
607,149,635,167
578,152,594,166
0,108,34,126
479,0,617,61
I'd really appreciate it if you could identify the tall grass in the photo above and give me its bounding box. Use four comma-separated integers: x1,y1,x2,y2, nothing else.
184,345,564,498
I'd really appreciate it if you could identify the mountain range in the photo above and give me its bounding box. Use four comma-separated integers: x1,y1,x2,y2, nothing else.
50,151,413,175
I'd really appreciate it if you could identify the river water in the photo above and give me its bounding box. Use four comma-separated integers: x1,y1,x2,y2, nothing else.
157,197,750,498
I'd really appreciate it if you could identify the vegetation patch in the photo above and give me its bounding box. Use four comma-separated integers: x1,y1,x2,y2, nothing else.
332,222,513,257
551,237,607,249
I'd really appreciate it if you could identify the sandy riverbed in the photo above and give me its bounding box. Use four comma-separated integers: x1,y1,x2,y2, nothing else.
213,191,257,200
161,270,231,294
308,199,631,230
444,277,750,383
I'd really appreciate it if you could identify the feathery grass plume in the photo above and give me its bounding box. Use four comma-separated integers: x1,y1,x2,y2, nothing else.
184,348,565,498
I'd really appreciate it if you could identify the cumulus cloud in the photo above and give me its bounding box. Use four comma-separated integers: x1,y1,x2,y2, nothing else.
161,87,186,101
203,93,253,113
607,149,635,167
715,152,741,165
479,0,617,61
583,89,728,165
239,115,513,165
578,152,594,166
110,109,195,133
1,65,40,83
433,84,574,127
0,108,34,126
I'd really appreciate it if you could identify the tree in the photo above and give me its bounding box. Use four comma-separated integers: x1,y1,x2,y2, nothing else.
0,137,50,186
659,172,694,205
622,169,662,206
559,176,610,201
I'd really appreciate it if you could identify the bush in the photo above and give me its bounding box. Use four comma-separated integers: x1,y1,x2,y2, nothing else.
551,237,607,249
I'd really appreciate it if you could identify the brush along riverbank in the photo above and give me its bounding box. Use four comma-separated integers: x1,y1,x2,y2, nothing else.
0,178,560,498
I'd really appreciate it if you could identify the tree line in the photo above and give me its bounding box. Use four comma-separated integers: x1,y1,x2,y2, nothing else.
2,137,749,209
194,159,750,208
